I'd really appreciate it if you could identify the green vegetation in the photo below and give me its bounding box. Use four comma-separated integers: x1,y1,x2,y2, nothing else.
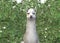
0,0,60,43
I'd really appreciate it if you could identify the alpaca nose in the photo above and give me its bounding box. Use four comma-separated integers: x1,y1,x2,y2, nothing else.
30,16,32,18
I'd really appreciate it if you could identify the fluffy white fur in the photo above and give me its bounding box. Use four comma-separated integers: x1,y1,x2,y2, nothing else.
21,8,39,43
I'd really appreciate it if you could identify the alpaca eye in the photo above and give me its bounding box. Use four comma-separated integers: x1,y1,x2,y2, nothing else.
32,13,35,14
27,13,30,14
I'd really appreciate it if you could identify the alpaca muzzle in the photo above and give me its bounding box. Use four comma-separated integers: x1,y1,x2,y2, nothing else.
30,16,33,18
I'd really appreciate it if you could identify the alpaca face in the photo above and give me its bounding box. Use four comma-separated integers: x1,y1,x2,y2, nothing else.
27,8,36,20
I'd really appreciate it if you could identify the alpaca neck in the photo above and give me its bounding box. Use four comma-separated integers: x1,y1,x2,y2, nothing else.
26,19,36,33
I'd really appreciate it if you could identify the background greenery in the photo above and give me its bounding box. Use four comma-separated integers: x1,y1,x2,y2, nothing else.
0,0,60,43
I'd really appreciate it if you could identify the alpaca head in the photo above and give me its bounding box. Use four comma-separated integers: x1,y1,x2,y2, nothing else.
27,8,36,20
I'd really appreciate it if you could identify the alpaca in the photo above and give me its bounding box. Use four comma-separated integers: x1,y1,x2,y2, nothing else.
21,8,39,43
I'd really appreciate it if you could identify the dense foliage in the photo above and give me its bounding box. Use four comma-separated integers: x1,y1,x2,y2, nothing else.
0,0,60,43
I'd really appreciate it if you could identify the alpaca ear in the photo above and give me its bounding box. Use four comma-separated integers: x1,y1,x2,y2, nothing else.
34,7,37,12
26,8,30,12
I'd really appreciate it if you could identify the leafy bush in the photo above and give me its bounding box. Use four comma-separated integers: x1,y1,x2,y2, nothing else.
0,0,60,43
